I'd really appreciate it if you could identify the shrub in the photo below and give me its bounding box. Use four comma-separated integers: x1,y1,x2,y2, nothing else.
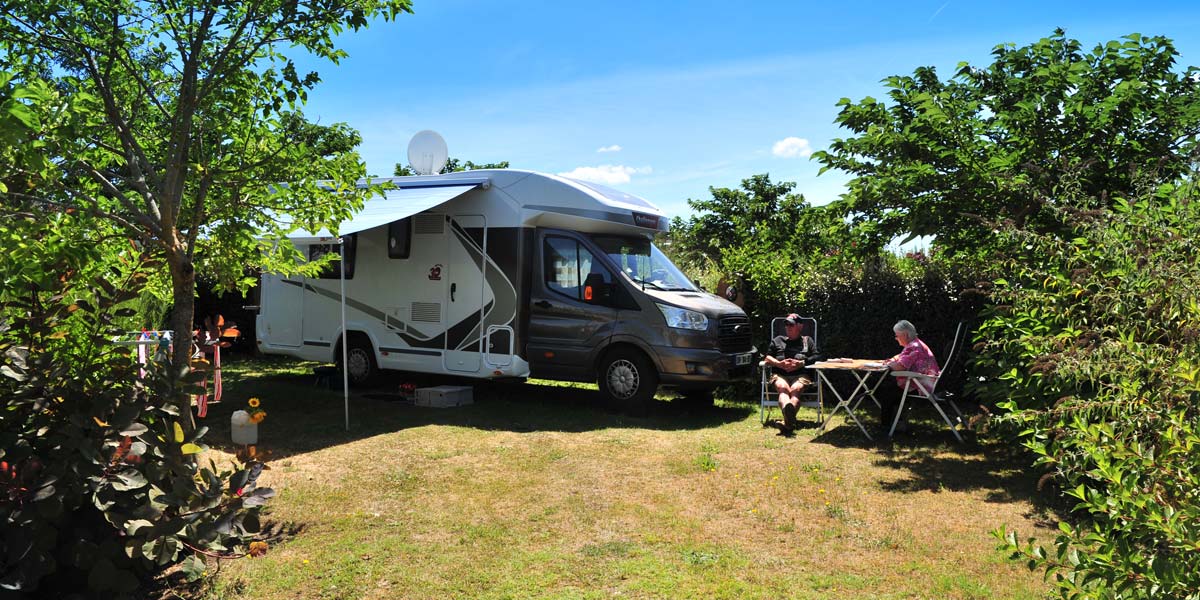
0,216,272,597
730,248,982,394
974,184,1200,598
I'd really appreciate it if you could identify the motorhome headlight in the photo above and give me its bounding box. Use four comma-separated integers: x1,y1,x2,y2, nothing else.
656,303,708,331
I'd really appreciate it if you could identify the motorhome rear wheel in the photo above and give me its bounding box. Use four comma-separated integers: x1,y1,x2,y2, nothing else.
341,337,378,387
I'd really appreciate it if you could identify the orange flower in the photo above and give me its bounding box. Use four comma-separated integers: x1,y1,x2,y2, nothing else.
248,398,261,408
248,541,268,557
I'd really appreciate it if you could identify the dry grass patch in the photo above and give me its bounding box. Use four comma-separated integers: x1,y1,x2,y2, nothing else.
190,356,1054,599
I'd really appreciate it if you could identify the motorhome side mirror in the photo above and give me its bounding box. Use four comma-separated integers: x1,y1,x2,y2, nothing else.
583,273,611,304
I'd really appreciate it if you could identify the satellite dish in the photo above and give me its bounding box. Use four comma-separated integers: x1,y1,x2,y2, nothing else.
407,130,448,175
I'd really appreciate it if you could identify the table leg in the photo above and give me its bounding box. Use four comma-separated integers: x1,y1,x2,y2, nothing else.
816,372,824,424
850,370,887,412
843,371,875,440
817,370,873,441
817,370,842,432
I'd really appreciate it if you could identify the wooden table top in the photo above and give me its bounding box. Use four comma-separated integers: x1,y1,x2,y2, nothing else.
811,358,889,371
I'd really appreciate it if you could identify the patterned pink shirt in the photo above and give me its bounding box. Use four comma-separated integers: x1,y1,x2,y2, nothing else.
886,338,940,388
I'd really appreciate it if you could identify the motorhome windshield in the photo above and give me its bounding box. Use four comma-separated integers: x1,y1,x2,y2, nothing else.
591,235,699,292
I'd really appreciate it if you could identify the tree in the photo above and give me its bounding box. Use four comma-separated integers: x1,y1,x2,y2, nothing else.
666,174,860,324
393,157,510,176
1,0,412,426
815,30,1200,254
669,175,813,270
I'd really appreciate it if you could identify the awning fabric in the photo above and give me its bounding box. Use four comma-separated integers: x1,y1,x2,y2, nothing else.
285,182,479,243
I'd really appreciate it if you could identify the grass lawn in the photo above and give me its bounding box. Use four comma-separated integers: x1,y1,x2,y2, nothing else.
191,355,1055,600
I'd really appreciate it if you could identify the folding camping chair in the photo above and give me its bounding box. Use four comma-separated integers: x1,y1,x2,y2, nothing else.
888,321,967,442
759,315,821,425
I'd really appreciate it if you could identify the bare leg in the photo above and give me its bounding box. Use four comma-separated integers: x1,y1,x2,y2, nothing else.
773,376,798,428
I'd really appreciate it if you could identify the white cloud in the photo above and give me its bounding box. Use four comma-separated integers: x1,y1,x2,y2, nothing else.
558,165,652,185
772,136,813,158
596,144,622,153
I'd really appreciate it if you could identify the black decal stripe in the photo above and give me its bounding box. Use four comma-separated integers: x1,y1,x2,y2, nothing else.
283,279,393,329
455,300,496,350
303,340,332,347
282,278,443,348
523,204,666,231
445,302,498,351
379,347,442,356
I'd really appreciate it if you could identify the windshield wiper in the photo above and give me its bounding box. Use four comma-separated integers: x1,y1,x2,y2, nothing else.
633,278,668,290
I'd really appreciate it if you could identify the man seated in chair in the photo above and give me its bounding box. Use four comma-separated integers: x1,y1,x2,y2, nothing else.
763,314,816,431
879,319,940,434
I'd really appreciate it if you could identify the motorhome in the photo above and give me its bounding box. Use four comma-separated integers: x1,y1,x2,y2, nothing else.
255,169,755,413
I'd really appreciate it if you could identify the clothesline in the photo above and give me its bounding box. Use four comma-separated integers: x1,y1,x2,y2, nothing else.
111,329,222,418
111,330,174,346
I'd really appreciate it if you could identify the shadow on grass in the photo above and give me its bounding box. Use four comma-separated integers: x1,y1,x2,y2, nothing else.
807,408,1052,511
199,355,754,461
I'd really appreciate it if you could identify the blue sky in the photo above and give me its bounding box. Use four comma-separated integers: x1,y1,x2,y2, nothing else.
294,0,1200,219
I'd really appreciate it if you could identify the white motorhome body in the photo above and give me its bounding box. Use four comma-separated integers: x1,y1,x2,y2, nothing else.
256,169,755,411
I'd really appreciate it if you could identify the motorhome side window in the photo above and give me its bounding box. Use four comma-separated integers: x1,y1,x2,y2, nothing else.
543,236,612,301
307,233,357,279
387,217,412,259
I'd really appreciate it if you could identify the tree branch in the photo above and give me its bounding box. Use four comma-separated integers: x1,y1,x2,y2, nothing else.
77,163,166,238
6,190,158,247
77,31,162,221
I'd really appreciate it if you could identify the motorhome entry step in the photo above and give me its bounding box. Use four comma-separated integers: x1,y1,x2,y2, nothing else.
415,385,474,408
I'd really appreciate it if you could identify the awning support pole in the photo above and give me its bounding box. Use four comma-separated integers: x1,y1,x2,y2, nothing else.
340,239,349,431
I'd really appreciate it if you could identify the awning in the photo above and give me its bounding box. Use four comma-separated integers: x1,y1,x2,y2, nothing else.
285,181,482,243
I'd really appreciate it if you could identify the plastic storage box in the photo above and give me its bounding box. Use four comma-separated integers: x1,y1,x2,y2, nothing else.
415,385,474,407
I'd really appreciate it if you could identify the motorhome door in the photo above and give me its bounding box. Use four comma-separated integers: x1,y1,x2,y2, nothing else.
526,231,618,380
259,272,302,347
443,215,486,373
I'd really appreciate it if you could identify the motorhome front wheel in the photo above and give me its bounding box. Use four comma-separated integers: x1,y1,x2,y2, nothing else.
599,349,659,417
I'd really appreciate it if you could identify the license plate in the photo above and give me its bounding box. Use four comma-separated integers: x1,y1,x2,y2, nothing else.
735,352,753,366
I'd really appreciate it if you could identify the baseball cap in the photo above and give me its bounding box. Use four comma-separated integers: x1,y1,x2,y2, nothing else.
785,313,802,325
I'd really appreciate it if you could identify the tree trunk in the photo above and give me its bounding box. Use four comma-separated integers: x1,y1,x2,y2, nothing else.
168,251,197,433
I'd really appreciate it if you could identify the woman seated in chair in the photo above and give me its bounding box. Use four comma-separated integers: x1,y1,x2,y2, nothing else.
879,319,940,433
763,314,815,431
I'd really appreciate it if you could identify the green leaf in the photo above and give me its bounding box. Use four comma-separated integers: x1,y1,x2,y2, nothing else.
5,103,39,129
241,487,275,507
124,519,153,536
181,555,207,582
111,469,148,491
32,482,56,502
180,443,203,455
173,422,184,443
120,422,148,436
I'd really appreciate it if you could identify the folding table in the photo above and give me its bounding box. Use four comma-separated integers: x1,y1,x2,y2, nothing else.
812,359,889,440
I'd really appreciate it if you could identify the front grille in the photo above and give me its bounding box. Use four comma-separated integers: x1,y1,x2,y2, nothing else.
718,315,753,353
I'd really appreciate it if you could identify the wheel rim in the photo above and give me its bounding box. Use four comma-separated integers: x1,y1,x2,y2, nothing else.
606,359,639,399
347,348,371,381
